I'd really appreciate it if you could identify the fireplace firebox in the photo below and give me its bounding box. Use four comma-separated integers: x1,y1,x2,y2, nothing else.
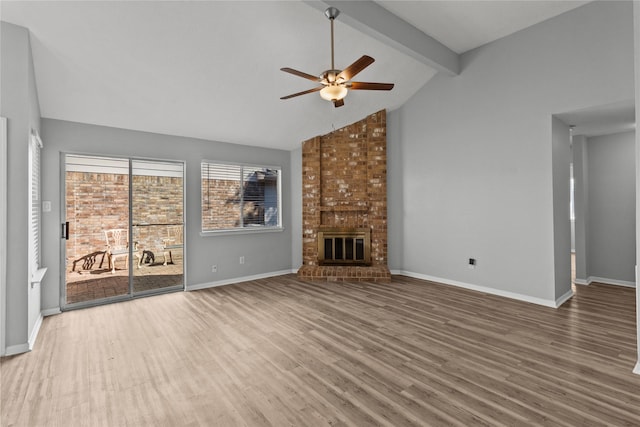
317,228,371,266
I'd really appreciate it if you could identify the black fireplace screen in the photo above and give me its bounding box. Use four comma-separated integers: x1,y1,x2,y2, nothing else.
318,228,371,266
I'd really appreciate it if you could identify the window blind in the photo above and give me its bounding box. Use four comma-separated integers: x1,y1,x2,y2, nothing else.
29,130,43,272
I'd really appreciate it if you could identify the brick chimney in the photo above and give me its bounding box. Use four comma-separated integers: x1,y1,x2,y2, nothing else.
298,110,391,282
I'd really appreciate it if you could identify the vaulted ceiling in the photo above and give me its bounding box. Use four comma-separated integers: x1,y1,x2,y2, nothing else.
2,1,592,150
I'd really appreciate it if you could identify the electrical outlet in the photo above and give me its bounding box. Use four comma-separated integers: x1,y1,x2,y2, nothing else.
211,265,217,273
239,256,245,265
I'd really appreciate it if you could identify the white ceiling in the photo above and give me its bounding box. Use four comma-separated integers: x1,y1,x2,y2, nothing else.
1,1,600,150
375,0,592,54
556,100,636,138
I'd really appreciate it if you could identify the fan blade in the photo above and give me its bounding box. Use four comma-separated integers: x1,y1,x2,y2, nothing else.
349,81,394,91
280,67,320,82
280,86,323,100
333,99,345,108
337,55,374,82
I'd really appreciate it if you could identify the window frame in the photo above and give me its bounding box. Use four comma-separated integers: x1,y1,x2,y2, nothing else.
29,130,47,284
200,160,284,236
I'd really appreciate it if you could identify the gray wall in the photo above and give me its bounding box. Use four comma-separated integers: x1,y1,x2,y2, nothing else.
387,109,404,271
391,0,634,304
1,22,41,351
40,119,292,312
634,0,640,375
551,117,572,300
290,147,302,270
585,131,636,284
572,135,589,282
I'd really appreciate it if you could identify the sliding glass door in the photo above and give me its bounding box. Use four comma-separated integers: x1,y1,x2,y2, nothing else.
63,154,184,309
131,160,184,295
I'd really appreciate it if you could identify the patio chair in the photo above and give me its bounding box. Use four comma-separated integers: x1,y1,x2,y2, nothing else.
104,228,130,273
162,225,183,265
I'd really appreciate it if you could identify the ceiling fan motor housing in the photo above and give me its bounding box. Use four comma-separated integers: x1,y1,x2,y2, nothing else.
321,69,343,84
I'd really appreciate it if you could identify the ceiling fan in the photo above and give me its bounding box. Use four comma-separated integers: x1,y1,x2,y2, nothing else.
280,7,394,108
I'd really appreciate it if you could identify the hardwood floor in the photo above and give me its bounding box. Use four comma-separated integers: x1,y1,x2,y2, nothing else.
2,275,639,426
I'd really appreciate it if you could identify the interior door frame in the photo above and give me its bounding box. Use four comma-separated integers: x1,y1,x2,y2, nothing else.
60,152,185,311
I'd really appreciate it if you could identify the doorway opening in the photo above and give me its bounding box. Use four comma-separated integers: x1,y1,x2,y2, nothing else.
558,101,636,289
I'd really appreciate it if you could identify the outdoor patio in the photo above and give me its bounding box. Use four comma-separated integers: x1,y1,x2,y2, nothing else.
66,252,183,304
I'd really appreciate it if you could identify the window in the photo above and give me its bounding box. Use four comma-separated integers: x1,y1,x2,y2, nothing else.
201,161,282,232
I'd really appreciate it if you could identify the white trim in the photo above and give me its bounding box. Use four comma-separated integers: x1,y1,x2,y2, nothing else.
290,268,299,274
555,289,574,308
633,362,640,375
28,312,43,351
4,343,30,356
4,312,44,357
42,307,61,317
187,270,292,292
200,226,285,237
202,159,282,171
0,117,6,356
398,270,560,308
65,155,183,177
389,269,403,275
30,129,43,148
573,278,589,286
584,276,636,288
31,267,47,287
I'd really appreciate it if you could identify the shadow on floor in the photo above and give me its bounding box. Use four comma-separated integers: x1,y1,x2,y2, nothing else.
66,261,183,304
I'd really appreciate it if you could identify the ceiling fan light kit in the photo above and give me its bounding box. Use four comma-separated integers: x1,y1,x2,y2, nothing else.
320,84,348,102
280,7,394,108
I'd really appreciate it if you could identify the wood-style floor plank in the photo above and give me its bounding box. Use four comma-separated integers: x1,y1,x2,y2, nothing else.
2,275,640,426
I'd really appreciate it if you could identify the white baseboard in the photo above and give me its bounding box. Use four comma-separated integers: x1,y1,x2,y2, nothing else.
586,276,635,288
555,289,574,308
28,313,43,351
398,270,561,308
389,269,403,275
572,277,635,288
633,362,640,375
3,313,43,356
4,342,30,356
42,307,61,317
187,270,293,292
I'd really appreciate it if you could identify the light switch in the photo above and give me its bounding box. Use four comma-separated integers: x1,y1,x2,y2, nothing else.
42,201,51,212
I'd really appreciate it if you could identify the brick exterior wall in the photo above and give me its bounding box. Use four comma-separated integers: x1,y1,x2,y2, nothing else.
65,171,182,271
201,178,242,230
298,110,391,282
202,172,279,230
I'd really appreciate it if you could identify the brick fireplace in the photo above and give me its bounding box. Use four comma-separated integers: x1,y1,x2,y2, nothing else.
297,110,391,282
